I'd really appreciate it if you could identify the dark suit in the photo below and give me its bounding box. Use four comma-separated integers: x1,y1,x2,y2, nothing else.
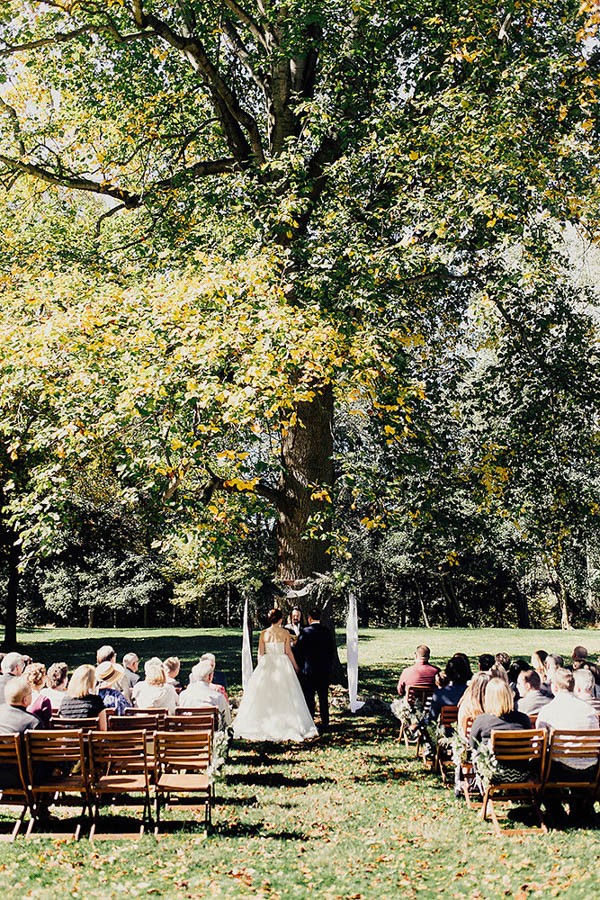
293,622,335,728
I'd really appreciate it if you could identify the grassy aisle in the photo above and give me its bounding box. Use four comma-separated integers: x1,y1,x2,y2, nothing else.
0,627,598,897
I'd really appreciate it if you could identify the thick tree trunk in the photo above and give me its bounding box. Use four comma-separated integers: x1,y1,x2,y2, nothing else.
276,384,334,582
1,531,20,650
513,587,531,629
440,573,464,627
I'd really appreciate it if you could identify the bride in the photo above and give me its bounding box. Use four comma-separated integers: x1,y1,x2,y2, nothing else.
233,608,318,742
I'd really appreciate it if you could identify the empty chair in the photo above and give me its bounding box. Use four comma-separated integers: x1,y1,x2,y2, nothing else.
88,730,152,838
25,729,89,838
154,730,212,831
0,733,32,840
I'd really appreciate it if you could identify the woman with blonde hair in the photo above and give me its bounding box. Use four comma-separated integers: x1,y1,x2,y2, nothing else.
60,664,106,724
133,659,178,714
469,677,530,748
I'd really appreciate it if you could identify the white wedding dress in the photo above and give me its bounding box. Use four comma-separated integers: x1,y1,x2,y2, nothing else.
233,641,318,742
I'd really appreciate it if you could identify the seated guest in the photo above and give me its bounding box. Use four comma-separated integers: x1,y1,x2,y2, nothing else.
163,657,181,689
122,653,140,690
0,676,43,736
571,645,600,693
537,668,599,741
573,668,600,715
508,659,530,694
96,661,132,715
179,659,232,727
538,668,598,809
470,678,531,747
516,670,552,716
200,653,228,702
422,654,471,725
61,665,106,725
397,645,439,697
488,663,509,683
96,644,131,701
24,662,52,727
41,662,69,710
0,652,25,704
133,660,178,714
478,653,495,672
0,678,43,791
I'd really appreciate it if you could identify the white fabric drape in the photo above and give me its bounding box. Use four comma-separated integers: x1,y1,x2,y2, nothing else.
241,596,254,691
346,591,364,712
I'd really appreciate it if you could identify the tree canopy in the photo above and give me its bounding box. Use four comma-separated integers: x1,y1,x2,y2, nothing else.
1,1,599,641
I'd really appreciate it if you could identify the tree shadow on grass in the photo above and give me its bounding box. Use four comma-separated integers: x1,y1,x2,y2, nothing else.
212,821,311,840
232,773,334,788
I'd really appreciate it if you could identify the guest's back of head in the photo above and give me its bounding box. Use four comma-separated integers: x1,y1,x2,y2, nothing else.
191,659,214,684
47,662,68,690
478,653,494,672
5,676,32,707
24,662,46,691
574,668,595,697
67,664,96,698
483,677,515,717
96,645,116,665
495,651,511,670
416,644,431,661
1,652,24,676
551,667,574,694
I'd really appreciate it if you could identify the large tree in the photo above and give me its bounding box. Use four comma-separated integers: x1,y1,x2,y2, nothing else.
1,0,598,598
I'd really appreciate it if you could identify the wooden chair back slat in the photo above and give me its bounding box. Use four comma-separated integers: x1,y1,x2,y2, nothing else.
165,714,214,732
109,715,162,732
155,731,212,772
51,716,100,731
176,706,219,726
439,705,459,727
26,729,87,765
490,729,547,763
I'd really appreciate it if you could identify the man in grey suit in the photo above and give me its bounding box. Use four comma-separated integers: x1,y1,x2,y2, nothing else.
0,652,25,705
0,677,42,735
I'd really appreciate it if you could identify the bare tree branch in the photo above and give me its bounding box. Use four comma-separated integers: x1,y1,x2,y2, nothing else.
221,0,270,52
0,97,25,156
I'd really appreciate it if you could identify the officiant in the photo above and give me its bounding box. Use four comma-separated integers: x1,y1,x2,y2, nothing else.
284,606,304,641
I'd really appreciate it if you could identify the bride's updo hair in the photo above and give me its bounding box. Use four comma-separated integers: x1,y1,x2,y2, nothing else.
267,608,283,625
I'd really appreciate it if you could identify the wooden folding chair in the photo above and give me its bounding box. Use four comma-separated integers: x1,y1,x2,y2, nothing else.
433,705,459,784
480,729,547,836
154,731,212,831
541,729,600,814
88,730,152,839
0,733,33,840
397,685,433,747
25,729,90,839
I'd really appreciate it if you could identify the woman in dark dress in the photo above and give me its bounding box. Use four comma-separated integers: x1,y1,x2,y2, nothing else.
60,664,106,726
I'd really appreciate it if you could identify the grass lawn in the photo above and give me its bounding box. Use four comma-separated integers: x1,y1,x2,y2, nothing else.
0,626,599,898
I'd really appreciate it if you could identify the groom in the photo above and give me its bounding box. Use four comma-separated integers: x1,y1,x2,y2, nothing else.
293,609,336,731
